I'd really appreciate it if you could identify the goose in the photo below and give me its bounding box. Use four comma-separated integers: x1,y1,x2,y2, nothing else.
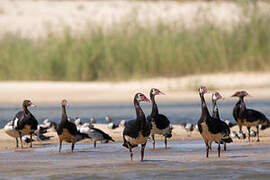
211,91,232,151
147,88,172,149
180,122,194,137
79,123,114,148
4,121,28,148
197,86,232,158
123,93,151,161
90,117,96,124
232,91,270,142
56,100,90,152
12,100,38,149
105,116,112,124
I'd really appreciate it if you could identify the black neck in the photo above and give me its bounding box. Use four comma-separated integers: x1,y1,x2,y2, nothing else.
134,97,145,121
240,97,246,111
61,105,68,122
150,93,158,116
212,100,220,119
23,105,30,115
200,93,210,118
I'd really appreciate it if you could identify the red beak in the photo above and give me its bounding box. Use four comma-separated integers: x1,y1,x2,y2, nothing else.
143,96,150,102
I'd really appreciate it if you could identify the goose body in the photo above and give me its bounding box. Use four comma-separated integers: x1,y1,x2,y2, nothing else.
147,88,172,149
80,124,114,148
197,87,232,158
232,91,270,142
211,91,232,151
56,100,90,152
12,100,38,148
123,93,151,161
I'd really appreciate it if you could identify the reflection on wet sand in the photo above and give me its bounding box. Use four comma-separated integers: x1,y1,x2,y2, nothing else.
1,140,270,179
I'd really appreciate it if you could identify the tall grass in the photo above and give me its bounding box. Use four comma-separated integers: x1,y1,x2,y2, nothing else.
0,8,270,81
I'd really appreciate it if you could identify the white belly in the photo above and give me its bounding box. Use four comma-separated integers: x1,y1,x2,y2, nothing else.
151,122,171,135
124,132,148,145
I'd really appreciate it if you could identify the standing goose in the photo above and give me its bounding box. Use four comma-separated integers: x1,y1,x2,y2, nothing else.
13,100,38,149
232,91,270,142
147,88,172,149
197,86,232,158
56,99,90,152
123,93,151,161
211,91,232,151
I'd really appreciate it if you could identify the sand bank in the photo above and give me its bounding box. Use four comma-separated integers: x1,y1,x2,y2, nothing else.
1,123,270,151
1,72,270,105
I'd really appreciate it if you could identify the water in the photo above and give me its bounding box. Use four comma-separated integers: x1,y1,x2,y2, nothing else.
1,140,270,180
1,100,270,128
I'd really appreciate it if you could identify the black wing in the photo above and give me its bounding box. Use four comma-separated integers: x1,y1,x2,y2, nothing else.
123,119,140,139
242,108,269,123
148,114,170,130
206,117,229,135
14,111,38,131
91,127,114,142
232,100,241,123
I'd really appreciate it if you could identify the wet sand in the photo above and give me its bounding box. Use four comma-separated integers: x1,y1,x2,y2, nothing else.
1,139,270,180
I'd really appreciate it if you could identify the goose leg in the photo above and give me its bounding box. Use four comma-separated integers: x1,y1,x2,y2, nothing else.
224,143,226,151
141,143,146,162
209,141,212,151
218,142,221,157
164,137,167,149
71,142,75,153
129,148,133,161
256,125,260,142
30,133,33,148
19,132,23,149
247,127,251,142
205,140,209,158
151,134,155,149
94,141,96,148
16,138,18,148
59,139,62,153
239,125,242,133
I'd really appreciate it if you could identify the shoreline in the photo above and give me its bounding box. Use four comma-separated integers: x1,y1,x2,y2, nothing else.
1,124,270,151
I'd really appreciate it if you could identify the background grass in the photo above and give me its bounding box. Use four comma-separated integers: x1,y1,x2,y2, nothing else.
0,6,269,81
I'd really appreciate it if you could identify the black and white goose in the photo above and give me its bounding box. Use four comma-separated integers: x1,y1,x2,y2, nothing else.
123,93,151,161
232,91,270,142
147,88,172,149
180,122,194,137
80,123,115,148
12,100,38,149
4,121,31,148
211,91,232,151
56,99,90,153
197,86,232,158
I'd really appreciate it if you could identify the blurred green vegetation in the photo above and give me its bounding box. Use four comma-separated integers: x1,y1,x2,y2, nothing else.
0,7,269,81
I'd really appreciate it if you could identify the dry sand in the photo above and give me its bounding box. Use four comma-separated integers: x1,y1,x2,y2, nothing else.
1,72,270,149
1,72,270,105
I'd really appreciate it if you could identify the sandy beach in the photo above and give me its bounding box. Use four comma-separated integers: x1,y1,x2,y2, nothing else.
1,123,270,151
1,73,270,179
